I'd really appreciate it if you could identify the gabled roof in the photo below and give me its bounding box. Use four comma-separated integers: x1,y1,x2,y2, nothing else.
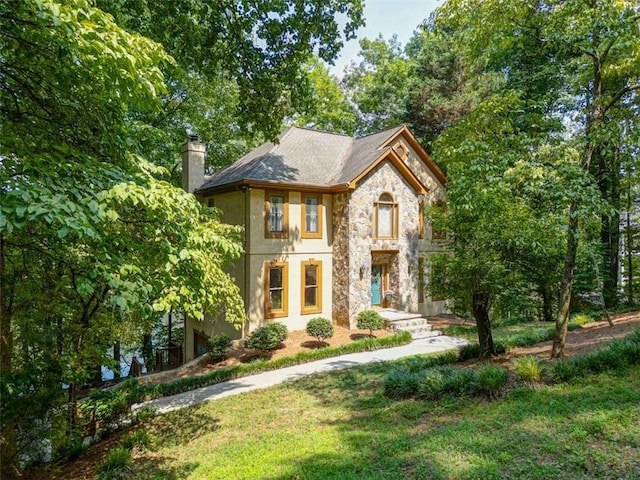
197,125,445,194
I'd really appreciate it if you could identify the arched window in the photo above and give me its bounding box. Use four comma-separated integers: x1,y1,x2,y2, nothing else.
375,193,398,239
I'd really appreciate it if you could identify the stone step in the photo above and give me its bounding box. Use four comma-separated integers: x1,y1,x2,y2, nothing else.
386,318,433,330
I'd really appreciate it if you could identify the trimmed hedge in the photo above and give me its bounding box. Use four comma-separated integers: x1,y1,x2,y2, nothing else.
125,331,413,403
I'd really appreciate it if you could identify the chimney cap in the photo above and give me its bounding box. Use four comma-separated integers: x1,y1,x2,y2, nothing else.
189,134,199,142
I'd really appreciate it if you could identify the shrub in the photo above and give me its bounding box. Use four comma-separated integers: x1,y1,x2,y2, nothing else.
132,406,156,424
306,317,334,346
458,343,480,361
444,367,480,396
478,364,508,397
79,389,130,430
97,447,132,479
208,333,233,361
245,322,288,351
418,367,447,399
356,310,385,338
120,429,151,451
57,435,87,461
418,366,479,399
513,355,543,383
550,360,583,383
383,369,422,399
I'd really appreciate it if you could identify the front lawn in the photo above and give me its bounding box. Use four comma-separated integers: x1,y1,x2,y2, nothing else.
42,356,640,479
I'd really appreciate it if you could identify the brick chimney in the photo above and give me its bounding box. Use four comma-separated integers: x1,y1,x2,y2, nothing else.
181,135,206,194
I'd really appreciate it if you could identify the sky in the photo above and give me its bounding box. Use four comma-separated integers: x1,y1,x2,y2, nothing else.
330,0,442,77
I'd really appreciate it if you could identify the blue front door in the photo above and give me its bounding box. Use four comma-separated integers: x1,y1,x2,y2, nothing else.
371,264,383,306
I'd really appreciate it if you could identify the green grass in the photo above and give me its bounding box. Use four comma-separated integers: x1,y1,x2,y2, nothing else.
444,321,558,348
117,362,640,480
44,333,640,479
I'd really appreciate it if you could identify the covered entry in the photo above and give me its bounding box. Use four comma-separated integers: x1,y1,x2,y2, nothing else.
370,250,399,308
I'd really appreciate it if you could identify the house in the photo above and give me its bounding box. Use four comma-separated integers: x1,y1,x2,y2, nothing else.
180,125,448,362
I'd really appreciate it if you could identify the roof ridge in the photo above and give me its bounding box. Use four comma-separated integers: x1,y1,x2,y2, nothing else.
288,125,353,138
354,124,405,140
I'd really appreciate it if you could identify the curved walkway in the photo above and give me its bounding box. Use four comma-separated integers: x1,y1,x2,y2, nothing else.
133,335,468,414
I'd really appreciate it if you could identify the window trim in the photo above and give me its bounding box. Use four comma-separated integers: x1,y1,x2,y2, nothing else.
374,192,399,239
300,260,322,314
301,194,323,239
264,191,289,239
265,261,288,318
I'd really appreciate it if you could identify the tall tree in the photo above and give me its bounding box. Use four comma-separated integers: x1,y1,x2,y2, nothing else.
0,1,363,475
435,0,640,358
291,57,357,135
98,0,364,170
342,35,410,134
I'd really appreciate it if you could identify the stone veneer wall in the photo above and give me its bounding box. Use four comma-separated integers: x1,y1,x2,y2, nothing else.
347,161,421,327
332,193,351,327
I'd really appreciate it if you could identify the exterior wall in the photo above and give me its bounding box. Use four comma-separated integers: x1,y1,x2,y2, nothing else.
397,141,449,317
245,189,334,332
332,193,350,327
347,160,421,327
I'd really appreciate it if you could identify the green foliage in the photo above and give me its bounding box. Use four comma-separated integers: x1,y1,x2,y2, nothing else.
207,334,233,362
97,447,132,480
420,366,480,399
120,429,151,451
551,329,640,382
383,370,422,399
245,323,289,351
513,356,544,383
569,313,595,328
305,317,334,346
457,341,507,361
477,364,508,397
342,35,409,134
57,435,87,461
79,389,131,429
293,58,356,135
356,310,386,338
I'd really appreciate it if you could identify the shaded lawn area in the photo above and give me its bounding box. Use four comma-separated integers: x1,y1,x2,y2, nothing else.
102,363,639,479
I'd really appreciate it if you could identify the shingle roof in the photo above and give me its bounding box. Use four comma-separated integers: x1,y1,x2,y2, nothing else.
197,125,420,192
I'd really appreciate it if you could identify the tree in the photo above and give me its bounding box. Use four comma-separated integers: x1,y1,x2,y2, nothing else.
98,0,364,170
1,1,363,475
433,0,640,358
291,57,357,135
342,35,410,135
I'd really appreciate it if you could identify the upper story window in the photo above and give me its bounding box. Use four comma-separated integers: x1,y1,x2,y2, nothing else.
265,191,288,238
301,194,323,239
375,192,398,239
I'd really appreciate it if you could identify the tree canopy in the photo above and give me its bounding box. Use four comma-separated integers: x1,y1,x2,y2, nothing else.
0,0,364,475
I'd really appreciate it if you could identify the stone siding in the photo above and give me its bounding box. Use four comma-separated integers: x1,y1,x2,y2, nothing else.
346,161,421,327
331,193,350,327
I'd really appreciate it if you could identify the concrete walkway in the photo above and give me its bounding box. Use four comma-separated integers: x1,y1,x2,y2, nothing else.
133,335,468,414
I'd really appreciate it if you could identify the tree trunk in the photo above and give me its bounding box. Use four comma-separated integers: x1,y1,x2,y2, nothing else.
113,341,121,379
472,291,495,359
595,144,621,308
541,284,554,323
627,181,634,305
552,206,579,358
0,234,18,478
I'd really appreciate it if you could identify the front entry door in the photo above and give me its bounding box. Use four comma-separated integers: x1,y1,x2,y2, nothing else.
371,264,384,306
